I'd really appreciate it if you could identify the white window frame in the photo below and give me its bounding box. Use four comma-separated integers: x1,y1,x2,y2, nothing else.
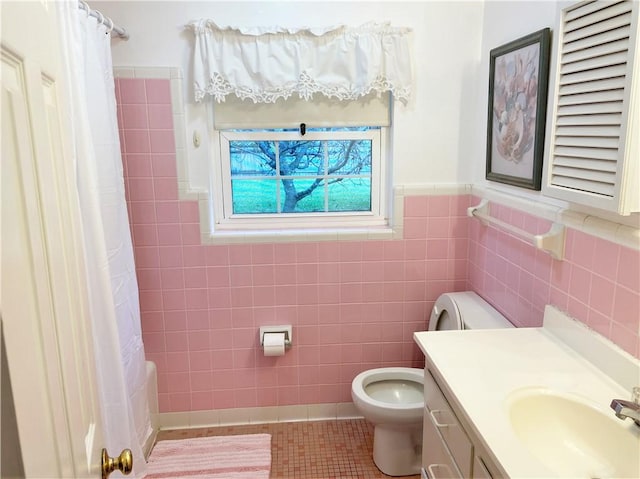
210,128,388,231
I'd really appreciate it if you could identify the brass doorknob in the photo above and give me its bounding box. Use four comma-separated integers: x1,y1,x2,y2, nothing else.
101,448,133,479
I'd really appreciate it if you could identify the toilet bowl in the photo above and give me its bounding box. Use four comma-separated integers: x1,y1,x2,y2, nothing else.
351,291,513,476
351,367,424,476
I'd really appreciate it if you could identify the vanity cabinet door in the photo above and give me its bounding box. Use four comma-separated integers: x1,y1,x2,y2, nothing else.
472,455,493,479
422,407,462,479
424,371,473,477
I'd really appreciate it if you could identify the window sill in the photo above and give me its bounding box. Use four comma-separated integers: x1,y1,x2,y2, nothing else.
202,225,398,244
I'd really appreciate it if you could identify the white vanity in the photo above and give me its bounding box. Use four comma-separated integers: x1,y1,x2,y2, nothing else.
414,305,640,478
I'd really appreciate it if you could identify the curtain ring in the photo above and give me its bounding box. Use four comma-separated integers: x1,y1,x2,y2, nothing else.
106,17,115,35
96,11,104,25
80,0,90,17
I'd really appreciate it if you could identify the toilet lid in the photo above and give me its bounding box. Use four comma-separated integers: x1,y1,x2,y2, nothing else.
428,294,463,331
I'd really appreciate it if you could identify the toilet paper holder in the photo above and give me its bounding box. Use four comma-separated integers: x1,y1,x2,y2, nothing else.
259,325,293,348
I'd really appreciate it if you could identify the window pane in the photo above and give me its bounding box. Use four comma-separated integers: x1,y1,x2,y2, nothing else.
327,140,372,176
278,140,324,176
328,178,371,212
232,179,277,214
230,141,276,177
223,128,380,222
280,179,324,213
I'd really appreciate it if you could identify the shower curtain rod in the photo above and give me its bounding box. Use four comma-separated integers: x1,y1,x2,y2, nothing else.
78,1,129,40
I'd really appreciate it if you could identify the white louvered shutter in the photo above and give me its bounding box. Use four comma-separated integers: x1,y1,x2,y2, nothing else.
543,0,639,215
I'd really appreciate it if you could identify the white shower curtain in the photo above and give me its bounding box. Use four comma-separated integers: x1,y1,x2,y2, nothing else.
57,2,149,476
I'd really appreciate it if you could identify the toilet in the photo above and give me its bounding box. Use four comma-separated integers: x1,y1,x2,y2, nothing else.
351,291,513,476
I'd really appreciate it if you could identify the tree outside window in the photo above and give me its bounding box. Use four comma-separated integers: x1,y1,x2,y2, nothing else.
228,129,374,215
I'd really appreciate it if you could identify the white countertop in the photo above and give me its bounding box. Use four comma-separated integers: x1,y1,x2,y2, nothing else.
414,306,640,478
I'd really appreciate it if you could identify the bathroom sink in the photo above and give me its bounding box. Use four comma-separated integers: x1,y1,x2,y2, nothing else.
507,388,640,478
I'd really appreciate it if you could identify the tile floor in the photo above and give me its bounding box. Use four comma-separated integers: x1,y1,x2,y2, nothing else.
156,419,421,479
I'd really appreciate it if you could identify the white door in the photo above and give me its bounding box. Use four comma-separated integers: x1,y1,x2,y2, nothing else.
2,2,115,477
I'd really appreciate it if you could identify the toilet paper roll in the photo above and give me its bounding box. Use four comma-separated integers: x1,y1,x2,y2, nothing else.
263,332,286,357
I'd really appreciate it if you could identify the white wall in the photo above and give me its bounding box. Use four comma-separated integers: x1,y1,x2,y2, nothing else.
475,0,559,197
93,0,485,189
101,0,640,227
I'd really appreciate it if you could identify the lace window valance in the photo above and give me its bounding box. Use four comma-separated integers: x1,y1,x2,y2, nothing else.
187,20,413,104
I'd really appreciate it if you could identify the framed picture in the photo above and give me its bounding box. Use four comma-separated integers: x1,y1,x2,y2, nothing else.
486,28,551,190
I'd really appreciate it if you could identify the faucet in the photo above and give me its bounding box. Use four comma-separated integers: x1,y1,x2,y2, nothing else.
610,387,640,427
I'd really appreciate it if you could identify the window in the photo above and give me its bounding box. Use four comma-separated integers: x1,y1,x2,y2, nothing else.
212,126,388,230
188,21,412,235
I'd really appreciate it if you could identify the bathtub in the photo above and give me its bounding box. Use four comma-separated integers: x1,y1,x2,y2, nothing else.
143,361,159,459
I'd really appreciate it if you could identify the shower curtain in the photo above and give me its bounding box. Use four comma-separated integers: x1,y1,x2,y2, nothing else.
57,3,149,476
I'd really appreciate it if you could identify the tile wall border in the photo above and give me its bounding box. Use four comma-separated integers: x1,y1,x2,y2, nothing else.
113,68,637,250
113,67,473,245
114,66,200,202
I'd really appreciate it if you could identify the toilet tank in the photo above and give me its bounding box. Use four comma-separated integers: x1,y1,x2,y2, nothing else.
453,292,513,329
431,292,513,330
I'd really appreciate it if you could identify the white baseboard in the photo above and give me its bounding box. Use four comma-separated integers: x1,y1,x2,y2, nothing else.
158,402,362,431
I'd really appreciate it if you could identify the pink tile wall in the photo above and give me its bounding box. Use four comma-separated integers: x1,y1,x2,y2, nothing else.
468,197,640,358
116,78,471,413
117,78,639,413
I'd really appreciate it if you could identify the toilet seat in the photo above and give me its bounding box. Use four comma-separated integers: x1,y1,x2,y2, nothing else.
352,368,423,411
428,293,463,331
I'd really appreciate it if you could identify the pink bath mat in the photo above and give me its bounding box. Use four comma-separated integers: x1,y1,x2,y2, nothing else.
144,434,271,478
